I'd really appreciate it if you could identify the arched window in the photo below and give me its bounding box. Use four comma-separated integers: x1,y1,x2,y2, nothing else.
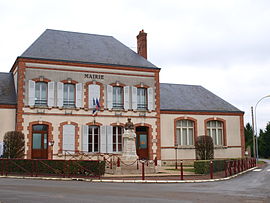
176,120,194,146
113,126,123,152
206,120,223,145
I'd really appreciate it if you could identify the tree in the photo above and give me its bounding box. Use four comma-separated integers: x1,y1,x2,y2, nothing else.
258,122,270,158
3,131,25,158
195,136,214,160
244,123,254,157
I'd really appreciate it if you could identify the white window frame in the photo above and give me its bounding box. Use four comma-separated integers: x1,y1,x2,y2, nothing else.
113,126,123,152
35,82,48,106
63,83,75,107
88,126,100,152
207,120,223,146
176,120,194,146
113,86,124,109
137,87,147,110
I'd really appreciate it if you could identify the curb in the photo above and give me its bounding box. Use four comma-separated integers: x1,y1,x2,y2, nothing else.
0,167,257,184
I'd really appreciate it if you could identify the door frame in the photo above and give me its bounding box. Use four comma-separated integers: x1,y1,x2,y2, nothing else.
135,126,149,160
31,124,49,159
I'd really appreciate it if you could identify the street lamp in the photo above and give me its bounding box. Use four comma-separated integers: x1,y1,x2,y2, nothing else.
252,95,270,162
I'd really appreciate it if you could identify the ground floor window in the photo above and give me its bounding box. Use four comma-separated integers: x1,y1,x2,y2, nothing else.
176,120,194,146
88,126,100,152
113,126,123,152
206,120,223,145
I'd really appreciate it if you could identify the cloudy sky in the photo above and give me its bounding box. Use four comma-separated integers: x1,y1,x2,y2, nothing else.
0,0,270,131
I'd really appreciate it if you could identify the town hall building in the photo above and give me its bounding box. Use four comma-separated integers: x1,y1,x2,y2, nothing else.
0,29,245,163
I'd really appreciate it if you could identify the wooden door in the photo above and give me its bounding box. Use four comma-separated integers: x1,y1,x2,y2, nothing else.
136,127,149,160
32,125,48,159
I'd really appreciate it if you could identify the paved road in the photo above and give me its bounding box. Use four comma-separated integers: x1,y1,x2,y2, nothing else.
0,161,269,203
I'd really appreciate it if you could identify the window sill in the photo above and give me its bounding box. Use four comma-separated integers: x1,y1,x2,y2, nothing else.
176,145,195,149
214,146,227,149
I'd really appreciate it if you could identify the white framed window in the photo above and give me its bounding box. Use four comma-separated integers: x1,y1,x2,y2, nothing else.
207,120,223,145
35,82,48,106
137,87,147,110
64,83,75,107
88,126,100,152
176,120,194,146
113,86,123,109
113,126,123,152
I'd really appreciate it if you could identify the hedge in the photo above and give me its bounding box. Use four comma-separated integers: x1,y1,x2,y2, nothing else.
0,159,105,177
194,159,225,174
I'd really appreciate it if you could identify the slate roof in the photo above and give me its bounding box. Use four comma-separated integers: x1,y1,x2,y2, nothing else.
160,83,242,113
20,29,158,69
0,72,16,105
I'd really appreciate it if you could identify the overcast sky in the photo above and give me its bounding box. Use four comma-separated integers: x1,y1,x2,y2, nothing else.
0,0,270,132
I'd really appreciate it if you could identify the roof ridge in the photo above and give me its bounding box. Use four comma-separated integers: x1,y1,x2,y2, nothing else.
160,82,202,87
45,29,113,38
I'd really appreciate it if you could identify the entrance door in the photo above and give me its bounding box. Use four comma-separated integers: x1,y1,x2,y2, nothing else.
136,126,149,160
32,125,48,159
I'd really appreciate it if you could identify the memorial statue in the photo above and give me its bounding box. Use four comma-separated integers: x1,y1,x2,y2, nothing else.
121,118,138,161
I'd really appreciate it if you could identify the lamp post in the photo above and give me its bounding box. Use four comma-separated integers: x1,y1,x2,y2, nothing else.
253,95,270,162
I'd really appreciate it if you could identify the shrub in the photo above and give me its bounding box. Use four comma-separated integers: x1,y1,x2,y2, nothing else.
0,159,105,177
194,159,226,174
195,136,214,160
3,131,25,158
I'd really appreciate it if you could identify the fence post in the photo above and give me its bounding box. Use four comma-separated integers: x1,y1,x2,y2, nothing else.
180,160,183,180
154,157,157,166
210,160,213,179
233,160,236,174
63,160,66,178
5,159,8,176
142,162,145,180
110,158,113,170
137,159,139,170
117,157,120,167
224,161,227,177
229,161,232,176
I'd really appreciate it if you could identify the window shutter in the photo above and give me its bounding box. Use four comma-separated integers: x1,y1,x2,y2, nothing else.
57,82,64,108
124,86,130,111
28,80,35,106
88,84,100,109
147,87,154,111
63,125,75,154
106,126,113,153
75,83,83,108
82,125,89,152
47,81,55,107
100,126,107,153
131,86,137,110
106,85,113,110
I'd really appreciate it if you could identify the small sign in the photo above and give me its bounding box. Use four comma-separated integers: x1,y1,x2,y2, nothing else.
84,74,104,80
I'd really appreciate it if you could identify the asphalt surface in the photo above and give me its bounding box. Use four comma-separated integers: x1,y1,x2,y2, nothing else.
0,160,269,203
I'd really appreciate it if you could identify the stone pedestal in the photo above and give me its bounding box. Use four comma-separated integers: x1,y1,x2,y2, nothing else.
121,129,138,161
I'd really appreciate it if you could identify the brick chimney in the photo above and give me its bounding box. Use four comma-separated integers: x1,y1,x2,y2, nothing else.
137,29,147,59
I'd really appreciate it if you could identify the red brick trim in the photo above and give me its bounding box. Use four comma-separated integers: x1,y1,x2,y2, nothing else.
239,115,245,157
60,79,78,84
32,77,51,82
58,121,79,154
204,117,227,146
84,81,104,110
23,112,158,119
134,83,150,88
16,61,26,132
27,66,155,78
109,82,126,87
17,57,159,73
155,71,161,160
174,117,198,146
161,110,244,116
0,105,16,109
27,121,53,159
134,123,153,160
110,122,125,127
86,121,102,126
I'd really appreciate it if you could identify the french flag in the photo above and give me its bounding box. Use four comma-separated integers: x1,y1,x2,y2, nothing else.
92,98,100,115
